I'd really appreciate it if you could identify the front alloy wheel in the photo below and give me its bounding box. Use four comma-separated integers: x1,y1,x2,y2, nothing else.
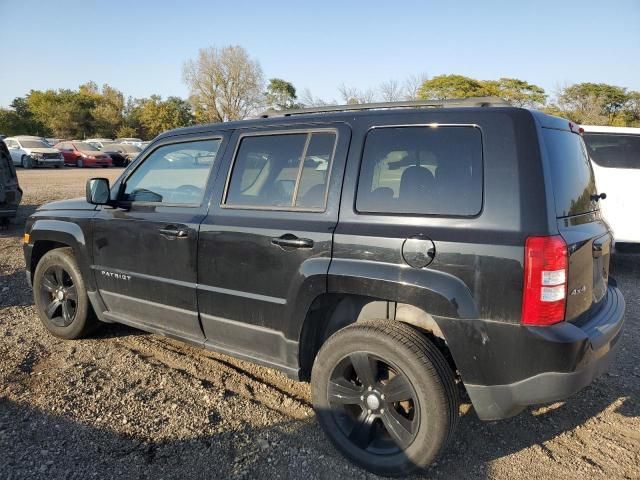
39,265,78,327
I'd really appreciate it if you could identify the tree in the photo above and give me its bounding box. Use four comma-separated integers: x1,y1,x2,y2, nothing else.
558,83,630,124
338,84,376,104
91,84,125,137
128,95,193,139
379,79,404,102
115,125,139,139
403,73,429,100
182,45,264,123
265,78,298,110
0,97,47,135
417,74,486,100
482,78,546,107
299,88,333,107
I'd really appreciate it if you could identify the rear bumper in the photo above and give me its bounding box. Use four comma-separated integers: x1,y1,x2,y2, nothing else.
444,283,625,420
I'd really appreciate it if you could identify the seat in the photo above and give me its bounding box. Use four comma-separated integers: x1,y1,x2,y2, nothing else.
398,166,435,211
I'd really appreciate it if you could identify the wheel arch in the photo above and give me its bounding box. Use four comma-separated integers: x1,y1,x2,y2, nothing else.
28,219,94,290
298,293,457,381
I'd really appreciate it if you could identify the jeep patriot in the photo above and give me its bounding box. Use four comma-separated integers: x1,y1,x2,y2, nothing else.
23,98,625,476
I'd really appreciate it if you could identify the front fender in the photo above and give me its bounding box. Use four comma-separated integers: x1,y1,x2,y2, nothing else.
26,219,95,290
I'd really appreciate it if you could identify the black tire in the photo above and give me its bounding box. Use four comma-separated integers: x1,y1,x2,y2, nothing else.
54,165,61,169
21,155,33,169
311,320,459,477
33,247,99,339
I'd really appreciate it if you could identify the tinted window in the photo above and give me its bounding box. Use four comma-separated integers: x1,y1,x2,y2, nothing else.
225,131,336,209
356,126,483,216
583,133,640,169
123,139,221,205
542,128,598,217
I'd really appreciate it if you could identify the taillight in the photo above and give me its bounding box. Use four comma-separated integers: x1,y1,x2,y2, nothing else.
521,235,568,326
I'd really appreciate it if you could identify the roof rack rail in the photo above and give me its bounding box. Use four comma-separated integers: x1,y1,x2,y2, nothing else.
259,96,511,118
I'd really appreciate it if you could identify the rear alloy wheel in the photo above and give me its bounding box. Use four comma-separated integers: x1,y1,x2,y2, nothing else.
21,155,33,169
33,248,98,339
312,321,459,477
76,158,84,168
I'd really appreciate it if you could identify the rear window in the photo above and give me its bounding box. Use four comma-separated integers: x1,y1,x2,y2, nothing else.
356,126,483,216
582,133,640,169
542,128,598,218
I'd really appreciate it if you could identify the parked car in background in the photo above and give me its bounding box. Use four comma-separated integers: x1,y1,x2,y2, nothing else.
85,138,115,150
55,141,113,168
100,143,141,167
4,136,65,168
0,139,22,226
582,125,640,247
46,138,64,147
114,137,143,147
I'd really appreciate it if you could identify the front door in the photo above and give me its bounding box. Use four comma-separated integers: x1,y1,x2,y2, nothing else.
197,124,350,370
91,134,227,342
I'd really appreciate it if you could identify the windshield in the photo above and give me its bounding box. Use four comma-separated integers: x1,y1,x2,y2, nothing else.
120,144,141,153
583,133,640,170
19,140,50,149
75,142,100,152
542,128,598,218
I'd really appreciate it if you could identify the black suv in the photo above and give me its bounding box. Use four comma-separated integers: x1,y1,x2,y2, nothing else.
23,98,625,476
1,139,22,226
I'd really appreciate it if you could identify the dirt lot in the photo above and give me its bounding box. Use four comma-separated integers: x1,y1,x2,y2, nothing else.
1,168,639,479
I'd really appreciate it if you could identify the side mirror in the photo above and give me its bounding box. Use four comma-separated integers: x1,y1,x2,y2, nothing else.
86,177,111,205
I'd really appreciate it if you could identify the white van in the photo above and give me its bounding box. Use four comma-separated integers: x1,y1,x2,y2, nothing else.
581,125,640,246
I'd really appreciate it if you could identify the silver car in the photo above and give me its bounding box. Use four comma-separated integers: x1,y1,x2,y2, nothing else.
5,136,65,168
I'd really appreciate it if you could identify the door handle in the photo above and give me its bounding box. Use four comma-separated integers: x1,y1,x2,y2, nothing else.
271,234,314,249
159,226,189,238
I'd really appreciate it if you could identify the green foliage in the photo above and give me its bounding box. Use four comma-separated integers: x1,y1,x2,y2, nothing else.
482,78,546,107
558,82,634,125
126,95,193,139
0,97,48,136
115,125,139,138
417,74,486,100
265,78,298,110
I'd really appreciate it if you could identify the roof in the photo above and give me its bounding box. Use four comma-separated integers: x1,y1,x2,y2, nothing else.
157,97,522,140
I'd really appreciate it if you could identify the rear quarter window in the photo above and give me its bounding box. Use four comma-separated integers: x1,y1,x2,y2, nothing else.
583,133,640,169
542,128,598,218
356,126,483,216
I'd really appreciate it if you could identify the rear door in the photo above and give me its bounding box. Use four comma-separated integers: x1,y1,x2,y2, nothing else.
197,124,350,370
582,131,640,243
540,126,611,323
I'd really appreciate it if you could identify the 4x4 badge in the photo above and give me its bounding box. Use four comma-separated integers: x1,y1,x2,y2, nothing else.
570,285,587,296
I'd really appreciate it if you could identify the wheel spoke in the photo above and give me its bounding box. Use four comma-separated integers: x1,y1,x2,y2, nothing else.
65,285,77,301
327,379,363,405
41,275,57,292
53,266,65,286
348,412,375,449
45,299,61,319
380,406,415,449
61,301,72,324
383,374,414,403
349,352,376,387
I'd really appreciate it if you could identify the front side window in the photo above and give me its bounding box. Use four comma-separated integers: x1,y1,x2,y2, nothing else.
123,139,221,205
225,131,336,209
583,133,640,170
356,126,483,216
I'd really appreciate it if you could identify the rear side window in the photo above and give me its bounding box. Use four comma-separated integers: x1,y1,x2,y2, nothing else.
225,131,336,210
583,133,640,169
356,126,483,216
542,128,598,218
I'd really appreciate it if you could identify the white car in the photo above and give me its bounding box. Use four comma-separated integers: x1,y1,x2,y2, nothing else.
581,125,640,246
4,136,65,169
114,137,144,148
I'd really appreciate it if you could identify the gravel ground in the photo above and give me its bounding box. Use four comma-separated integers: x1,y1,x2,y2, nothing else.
1,168,639,479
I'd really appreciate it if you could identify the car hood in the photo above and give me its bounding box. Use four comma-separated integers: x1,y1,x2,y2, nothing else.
38,197,96,211
80,151,108,157
25,147,60,155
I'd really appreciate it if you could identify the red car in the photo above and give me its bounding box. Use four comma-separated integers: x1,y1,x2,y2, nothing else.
55,141,113,168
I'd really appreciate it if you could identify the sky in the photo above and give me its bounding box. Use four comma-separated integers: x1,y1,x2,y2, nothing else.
1,0,639,107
